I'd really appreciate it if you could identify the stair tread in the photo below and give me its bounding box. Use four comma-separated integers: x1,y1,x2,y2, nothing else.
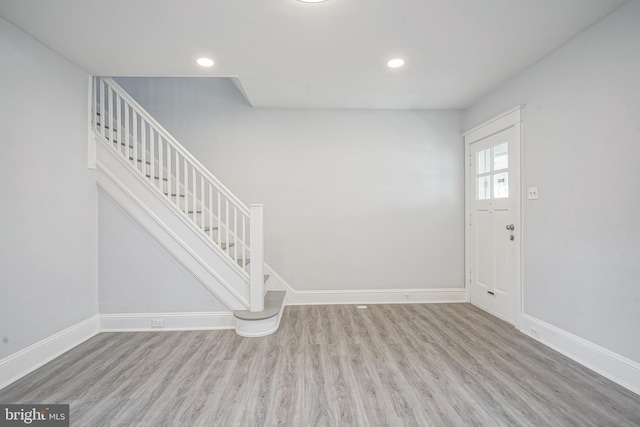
130,157,151,165
109,137,134,150
146,174,168,181
96,122,111,129
233,291,285,321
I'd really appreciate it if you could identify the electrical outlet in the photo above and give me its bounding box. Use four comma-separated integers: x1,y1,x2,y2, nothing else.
528,186,539,200
530,328,540,339
151,319,164,328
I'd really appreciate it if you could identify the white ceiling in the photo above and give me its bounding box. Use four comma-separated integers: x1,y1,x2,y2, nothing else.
0,0,627,109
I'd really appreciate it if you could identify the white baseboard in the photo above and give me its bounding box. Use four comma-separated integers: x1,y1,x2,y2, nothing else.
100,312,235,332
0,316,100,390
264,265,466,306
285,288,467,305
520,313,640,396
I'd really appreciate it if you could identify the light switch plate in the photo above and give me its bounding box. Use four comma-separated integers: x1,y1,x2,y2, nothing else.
528,186,539,200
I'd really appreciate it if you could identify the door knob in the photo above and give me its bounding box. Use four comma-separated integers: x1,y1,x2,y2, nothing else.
506,224,515,231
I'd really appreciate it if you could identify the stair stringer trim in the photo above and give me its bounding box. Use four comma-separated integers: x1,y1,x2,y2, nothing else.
96,139,250,311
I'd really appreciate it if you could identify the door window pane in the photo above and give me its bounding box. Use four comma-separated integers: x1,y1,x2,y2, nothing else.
494,142,508,170
477,175,491,200
477,149,491,174
494,172,509,198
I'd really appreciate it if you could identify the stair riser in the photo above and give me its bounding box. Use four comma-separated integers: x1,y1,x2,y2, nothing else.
174,215,243,255
177,212,217,230
224,244,250,259
187,213,244,237
150,178,181,194
110,141,144,158
170,196,202,211
210,234,248,257
148,173,216,200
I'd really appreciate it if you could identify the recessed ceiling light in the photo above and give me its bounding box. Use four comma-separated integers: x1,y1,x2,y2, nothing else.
196,57,214,67
387,58,405,68
297,0,329,3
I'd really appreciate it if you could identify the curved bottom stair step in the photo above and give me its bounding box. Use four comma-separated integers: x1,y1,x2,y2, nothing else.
234,291,286,337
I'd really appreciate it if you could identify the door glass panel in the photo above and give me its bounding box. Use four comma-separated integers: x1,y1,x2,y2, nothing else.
494,142,508,171
477,149,491,174
494,172,509,198
477,175,491,200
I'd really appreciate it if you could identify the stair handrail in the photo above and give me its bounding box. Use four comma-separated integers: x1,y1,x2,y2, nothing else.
98,77,249,216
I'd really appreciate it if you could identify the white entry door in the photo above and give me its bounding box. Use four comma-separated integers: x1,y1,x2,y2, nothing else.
465,109,521,325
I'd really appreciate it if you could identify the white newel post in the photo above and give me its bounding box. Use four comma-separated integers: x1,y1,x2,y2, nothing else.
249,204,265,312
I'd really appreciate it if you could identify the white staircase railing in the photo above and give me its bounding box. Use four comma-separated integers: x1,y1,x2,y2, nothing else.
93,77,264,311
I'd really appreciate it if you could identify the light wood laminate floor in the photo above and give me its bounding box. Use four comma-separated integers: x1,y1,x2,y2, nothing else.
1,304,639,426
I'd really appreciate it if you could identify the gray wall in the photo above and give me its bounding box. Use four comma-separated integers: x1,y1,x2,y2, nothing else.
114,77,465,292
0,17,98,359
465,1,640,363
98,190,227,313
